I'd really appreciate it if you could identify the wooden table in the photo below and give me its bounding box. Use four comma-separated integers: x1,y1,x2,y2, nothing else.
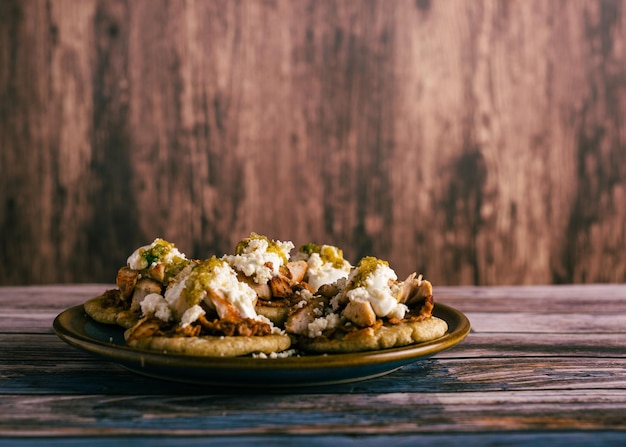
2,284,625,445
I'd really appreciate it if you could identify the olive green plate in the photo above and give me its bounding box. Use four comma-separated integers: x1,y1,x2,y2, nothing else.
53,303,470,387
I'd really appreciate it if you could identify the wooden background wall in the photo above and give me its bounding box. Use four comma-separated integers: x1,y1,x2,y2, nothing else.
1,0,626,286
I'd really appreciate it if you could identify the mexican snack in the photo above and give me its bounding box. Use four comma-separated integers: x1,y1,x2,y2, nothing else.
83,234,447,357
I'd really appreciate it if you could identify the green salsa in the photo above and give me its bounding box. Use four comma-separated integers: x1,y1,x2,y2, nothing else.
299,243,346,269
351,256,388,288
184,256,225,306
138,238,189,282
235,232,289,264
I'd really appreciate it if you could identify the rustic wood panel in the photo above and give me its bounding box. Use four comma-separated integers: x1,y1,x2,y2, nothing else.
2,389,626,436
2,284,626,442
1,0,626,285
3,334,626,394
1,437,626,447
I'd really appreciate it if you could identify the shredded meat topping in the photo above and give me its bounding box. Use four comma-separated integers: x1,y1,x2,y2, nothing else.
102,289,124,306
196,314,272,337
126,314,273,341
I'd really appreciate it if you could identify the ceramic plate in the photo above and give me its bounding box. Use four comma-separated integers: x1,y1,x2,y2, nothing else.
53,303,470,387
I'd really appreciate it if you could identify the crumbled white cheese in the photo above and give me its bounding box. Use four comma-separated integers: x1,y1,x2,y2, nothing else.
206,262,259,319
224,238,294,284
180,304,205,327
164,259,259,322
127,243,151,270
140,293,172,322
253,349,299,359
305,252,352,291
346,264,407,319
387,303,409,320
127,238,187,270
307,312,340,338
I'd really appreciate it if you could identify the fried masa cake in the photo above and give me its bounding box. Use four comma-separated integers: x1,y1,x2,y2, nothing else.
84,238,291,357
283,256,448,353
84,235,447,357
122,255,292,357
84,238,193,329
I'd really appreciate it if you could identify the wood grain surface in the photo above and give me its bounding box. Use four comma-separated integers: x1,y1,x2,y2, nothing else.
1,283,626,445
1,0,626,285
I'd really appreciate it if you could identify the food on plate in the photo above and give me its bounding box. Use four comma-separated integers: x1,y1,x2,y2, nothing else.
284,256,447,353
223,233,310,326
82,233,447,357
84,238,192,328
83,289,138,329
124,254,292,357
292,243,353,292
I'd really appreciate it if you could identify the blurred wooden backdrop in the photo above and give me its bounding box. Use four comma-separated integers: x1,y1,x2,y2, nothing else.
1,0,626,286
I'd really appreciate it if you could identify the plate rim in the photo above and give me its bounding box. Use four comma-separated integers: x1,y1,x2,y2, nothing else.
54,302,470,386
53,302,470,372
